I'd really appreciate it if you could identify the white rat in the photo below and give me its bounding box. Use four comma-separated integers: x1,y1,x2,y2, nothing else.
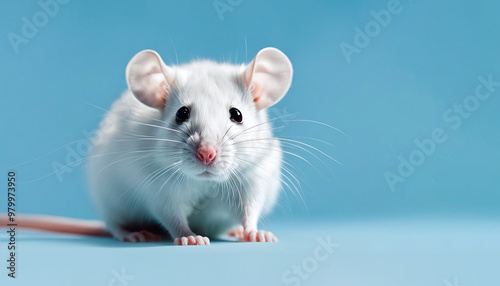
4,47,293,246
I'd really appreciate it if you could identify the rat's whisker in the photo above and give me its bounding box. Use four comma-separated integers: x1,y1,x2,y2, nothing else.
122,164,169,204
220,113,297,148
11,137,97,168
232,137,341,167
285,119,350,139
83,101,185,136
233,143,332,183
229,156,305,206
227,165,245,209
110,137,188,146
130,162,182,212
233,145,317,172
220,123,235,144
286,136,337,148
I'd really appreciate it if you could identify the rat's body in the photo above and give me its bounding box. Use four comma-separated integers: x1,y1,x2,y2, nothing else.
89,48,293,245
88,87,281,244
3,48,293,245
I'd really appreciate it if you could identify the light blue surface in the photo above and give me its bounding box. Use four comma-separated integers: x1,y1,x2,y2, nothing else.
1,218,500,286
1,0,499,219
1,0,499,285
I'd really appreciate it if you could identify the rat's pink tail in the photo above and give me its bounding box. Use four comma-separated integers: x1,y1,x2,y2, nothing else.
0,214,111,237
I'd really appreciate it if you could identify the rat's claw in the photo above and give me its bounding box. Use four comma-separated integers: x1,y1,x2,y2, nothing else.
202,236,210,245
266,231,277,242
257,231,266,242
174,235,210,246
189,236,197,244
249,231,257,242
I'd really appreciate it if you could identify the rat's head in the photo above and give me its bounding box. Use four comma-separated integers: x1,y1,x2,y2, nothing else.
126,48,293,182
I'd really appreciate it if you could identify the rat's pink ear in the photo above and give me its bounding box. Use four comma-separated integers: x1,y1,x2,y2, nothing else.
244,47,293,110
126,50,175,109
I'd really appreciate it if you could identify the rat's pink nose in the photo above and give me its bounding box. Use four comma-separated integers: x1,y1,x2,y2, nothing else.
197,145,217,165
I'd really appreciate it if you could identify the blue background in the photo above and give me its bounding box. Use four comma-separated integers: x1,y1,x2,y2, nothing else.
1,1,499,285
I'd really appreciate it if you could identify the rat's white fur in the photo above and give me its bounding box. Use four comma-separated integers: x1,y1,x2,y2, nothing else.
87,48,292,244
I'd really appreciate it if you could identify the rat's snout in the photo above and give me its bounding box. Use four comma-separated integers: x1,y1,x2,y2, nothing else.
197,144,217,165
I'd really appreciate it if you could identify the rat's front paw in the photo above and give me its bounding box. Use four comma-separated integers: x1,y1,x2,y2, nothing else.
174,235,210,246
240,229,278,242
227,226,244,240
121,230,162,243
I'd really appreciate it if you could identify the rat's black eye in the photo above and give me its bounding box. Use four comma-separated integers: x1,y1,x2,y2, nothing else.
176,106,190,124
229,107,242,123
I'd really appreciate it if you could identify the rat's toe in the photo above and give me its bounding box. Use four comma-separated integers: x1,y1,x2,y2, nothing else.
227,226,244,239
122,230,161,243
174,235,210,246
241,229,277,242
